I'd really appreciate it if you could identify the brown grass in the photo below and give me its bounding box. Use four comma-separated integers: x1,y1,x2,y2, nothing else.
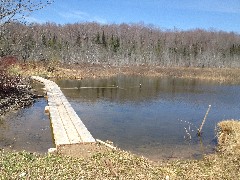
1,131,240,179
217,120,240,155
6,62,240,84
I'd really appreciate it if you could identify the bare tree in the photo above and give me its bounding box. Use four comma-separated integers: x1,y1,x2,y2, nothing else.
2,21,240,67
0,0,53,25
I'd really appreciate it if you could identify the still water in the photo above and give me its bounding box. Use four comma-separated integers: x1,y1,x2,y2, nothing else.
56,75,240,160
0,99,53,153
0,81,53,153
1,76,239,160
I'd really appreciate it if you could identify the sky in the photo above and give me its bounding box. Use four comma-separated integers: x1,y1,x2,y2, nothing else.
27,0,240,33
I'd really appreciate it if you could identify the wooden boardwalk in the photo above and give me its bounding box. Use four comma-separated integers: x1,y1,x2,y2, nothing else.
31,76,95,148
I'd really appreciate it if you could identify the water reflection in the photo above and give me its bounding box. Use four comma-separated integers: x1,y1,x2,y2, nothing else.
57,76,240,160
0,95,53,153
57,76,212,103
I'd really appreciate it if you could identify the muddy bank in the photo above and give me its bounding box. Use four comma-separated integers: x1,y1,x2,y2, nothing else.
0,73,36,116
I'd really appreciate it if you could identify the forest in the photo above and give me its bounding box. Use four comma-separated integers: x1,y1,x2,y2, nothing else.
1,22,240,68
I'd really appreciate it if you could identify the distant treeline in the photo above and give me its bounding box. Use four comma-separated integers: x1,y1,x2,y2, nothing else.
1,22,240,67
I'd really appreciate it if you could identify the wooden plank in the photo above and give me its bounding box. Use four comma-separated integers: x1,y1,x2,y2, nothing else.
49,107,70,145
31,76,96,146
66,108,95,142
57,105,82,144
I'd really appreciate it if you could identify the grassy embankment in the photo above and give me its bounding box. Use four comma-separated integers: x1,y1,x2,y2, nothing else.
1,120,240,179
1,62,240,179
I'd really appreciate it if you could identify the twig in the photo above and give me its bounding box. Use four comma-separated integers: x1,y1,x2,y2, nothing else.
198,105,211,136
61,86,118,89
96,139,117,150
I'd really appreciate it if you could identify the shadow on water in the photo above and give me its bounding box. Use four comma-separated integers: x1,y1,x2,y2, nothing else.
57,75,240,161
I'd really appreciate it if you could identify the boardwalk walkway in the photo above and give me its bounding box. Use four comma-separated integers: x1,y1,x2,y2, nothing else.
31,76,95,149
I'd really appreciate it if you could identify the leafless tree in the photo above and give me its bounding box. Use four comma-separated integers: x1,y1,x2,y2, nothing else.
0,0,53,25
2,21,240,67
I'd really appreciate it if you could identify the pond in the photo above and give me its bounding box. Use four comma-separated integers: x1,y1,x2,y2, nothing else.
56,75,240,161
1,75,239,160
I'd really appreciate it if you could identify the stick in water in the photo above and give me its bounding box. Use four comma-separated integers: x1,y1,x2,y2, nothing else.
198,105,211,136
96,139,117,150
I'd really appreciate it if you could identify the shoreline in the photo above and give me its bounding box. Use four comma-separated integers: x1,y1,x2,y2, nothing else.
8,62,240,84
1,63,240,178
0,74,36,117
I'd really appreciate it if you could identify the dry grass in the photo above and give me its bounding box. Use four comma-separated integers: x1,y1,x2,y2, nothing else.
1,143,240,179
1,119,240,180
0,149,167,179
217,120,240,155
7,62,240,83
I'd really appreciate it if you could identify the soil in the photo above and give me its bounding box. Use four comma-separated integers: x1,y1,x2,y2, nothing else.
56,142,116,158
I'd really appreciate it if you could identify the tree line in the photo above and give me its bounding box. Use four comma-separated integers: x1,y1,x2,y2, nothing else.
1,22,240,68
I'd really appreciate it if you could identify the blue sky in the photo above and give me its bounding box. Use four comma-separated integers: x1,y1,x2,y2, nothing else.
28,0,240,33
